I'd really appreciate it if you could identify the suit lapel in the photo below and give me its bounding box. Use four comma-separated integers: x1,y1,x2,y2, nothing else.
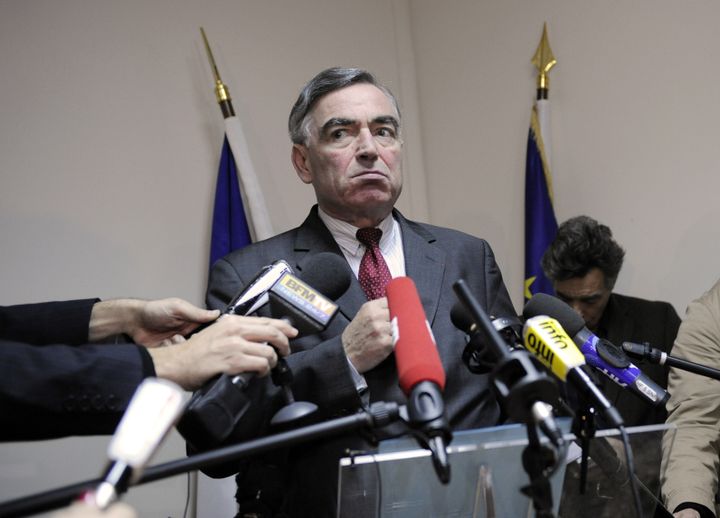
292,207,368,322
396,212,446,325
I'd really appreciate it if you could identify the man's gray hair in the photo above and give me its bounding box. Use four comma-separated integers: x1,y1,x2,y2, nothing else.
288,67,401,145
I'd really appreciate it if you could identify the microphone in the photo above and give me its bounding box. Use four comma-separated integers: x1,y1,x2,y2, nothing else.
190,260,293,336
451,282,564,449
524,294,669,408
622,341,720,381
386,276,452,484
264,254,352,426
178,253,352,446
84,378,187,509
450,302,523,374
521,315,624,428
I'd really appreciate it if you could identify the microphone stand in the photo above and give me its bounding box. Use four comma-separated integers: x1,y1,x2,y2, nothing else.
571,402,598,494
0,402,400,518
623,342,720,380
454,280,564,518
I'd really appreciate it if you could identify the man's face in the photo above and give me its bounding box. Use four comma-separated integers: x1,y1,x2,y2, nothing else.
291,83,403,227
553,267,612,332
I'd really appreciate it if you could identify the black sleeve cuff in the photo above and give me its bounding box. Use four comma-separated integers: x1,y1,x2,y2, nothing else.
137,346,157,378
0,298,100,345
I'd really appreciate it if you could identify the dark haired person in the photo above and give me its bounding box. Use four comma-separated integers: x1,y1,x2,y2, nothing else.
541,214,680,425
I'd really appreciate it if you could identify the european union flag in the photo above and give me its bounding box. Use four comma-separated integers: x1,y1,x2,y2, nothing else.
209,135,251,270
524,103,558,300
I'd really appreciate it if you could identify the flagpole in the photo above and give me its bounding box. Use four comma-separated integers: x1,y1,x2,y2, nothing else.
201,28,274,242
200,27,235,119
531,22,556,175
524,23,559,301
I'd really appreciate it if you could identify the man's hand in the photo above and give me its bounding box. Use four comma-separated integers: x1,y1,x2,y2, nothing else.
148,315,297,390
674,510,701,518
89,298,219,346
129,298,220,347
342,298,394,373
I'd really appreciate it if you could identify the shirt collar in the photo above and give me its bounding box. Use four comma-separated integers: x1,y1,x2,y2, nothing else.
317,207,396,257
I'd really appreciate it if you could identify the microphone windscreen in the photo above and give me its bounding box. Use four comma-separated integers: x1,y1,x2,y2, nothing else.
300,252,352,300
386,277,446,394
449,301,474,333
523,293,586,336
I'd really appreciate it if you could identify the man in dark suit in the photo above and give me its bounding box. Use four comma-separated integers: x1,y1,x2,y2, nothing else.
201,67,516,517
541,215,680,426
542,216,680,517
0,297,294,440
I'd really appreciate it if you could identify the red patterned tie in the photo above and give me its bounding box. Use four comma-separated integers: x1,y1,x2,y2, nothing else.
356,228,393,300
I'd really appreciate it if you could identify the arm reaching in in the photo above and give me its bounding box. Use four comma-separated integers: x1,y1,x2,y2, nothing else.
88,298,219,346
148,315,297,390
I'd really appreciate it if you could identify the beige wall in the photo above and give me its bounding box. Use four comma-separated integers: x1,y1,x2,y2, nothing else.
1,0,719,515
410,0,720,309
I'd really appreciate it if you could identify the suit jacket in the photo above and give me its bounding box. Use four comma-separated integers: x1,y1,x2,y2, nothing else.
595,292,681,426
557,293,681,518
0,299,153,441
202,206,516,517
661,279,720,517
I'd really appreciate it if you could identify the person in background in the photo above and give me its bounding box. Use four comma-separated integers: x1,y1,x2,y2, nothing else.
661,279,720,518
541,214,680,425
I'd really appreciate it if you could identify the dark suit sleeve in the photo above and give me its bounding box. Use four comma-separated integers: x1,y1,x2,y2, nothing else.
0,340,154,441
0,299,98,345
0,300,155,441
206,259,244,312
480,239,517,320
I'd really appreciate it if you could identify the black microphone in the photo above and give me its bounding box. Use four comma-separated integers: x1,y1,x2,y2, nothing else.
450,302,523,374
622,341,720,381
263,254,352,426
178,253,352,447
451,282,565,448
523,293,669,408
231,253,352,392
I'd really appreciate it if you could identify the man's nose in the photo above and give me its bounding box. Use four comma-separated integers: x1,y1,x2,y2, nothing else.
569,302,586,323
355,129,378,161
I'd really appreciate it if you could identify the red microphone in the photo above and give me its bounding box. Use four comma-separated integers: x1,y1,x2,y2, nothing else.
386,276,451,483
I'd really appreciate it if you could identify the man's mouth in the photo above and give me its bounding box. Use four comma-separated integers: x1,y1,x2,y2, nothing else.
352,170,387,179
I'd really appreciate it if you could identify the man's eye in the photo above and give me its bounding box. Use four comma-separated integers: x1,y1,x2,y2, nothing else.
376,127,396,138
331,129,349,140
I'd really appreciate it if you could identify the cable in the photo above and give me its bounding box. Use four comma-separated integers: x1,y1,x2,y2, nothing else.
619,425,644,518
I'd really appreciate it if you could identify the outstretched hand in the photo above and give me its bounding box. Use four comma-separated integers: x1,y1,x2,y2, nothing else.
88,298,219,347
148,315,297,390
129,298,220,347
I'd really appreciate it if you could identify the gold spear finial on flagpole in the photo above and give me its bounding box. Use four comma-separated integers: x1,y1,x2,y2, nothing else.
200,27,235,118
531,23,557,100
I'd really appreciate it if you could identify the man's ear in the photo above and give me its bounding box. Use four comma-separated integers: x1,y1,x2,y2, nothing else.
291,144,312,184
